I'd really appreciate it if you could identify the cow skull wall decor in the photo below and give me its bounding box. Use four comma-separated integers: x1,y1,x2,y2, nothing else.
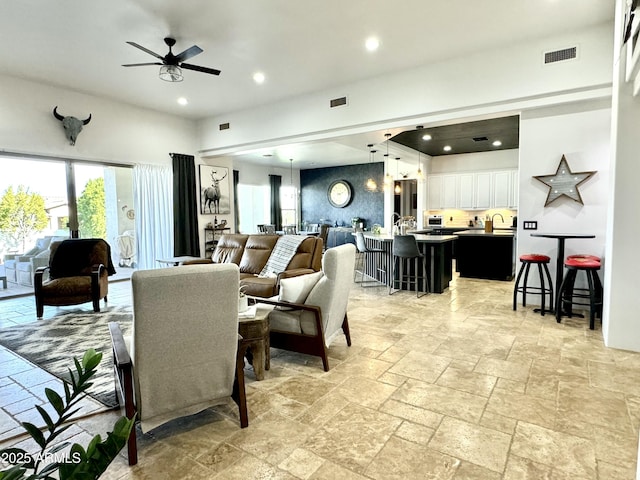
52,106,92,145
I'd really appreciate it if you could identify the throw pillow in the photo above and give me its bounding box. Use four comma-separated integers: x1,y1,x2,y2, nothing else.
278,271,323,304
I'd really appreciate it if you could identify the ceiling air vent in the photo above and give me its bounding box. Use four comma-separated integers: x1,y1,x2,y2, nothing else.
473,136,489,142
219,122,230,130
543,46,578,64
330,96,348,108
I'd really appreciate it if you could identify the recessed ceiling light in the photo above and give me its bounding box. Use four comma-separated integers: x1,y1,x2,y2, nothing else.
443,145,452,152
492,140,502,147
177,97,188,106
253,72,266,84
365,37,380,52
422,134,432,141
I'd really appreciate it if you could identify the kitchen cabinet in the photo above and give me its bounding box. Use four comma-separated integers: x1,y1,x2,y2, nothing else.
474,172,492,209
456,231,516,281
427,169,517,210
428,175,457,209
427,176,443,209
493,171,511,208
442,175,457,208
510,170,519,208
458,174,474,209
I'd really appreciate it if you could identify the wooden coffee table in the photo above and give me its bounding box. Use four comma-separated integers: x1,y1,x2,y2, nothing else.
238,304,273,380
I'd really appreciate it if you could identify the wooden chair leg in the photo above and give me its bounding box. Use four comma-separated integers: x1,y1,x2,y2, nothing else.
233,342,249,428
341,314,352,347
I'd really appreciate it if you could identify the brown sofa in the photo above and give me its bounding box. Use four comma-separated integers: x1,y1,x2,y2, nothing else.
190,234,323,297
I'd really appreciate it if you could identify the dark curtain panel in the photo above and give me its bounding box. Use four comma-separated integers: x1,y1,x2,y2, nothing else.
171,153,201,257
269,174,282,230
233,169,240,232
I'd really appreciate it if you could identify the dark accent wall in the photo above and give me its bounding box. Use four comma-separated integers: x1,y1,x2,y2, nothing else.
301,162,384,228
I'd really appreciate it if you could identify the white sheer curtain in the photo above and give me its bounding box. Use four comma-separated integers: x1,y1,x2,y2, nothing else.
133,164,173,270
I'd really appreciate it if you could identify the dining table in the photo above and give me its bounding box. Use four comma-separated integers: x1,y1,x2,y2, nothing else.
530,232,596,313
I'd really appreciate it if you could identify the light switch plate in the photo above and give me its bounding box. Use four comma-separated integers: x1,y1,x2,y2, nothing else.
523,221,538,230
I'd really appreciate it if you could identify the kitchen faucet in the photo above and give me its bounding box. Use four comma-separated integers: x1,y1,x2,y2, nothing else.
491,213,505,225
391,212,401,225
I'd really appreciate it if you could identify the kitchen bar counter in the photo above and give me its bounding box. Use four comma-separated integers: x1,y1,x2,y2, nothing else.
455,229,516,237
456,230,517,280
361,233,457,293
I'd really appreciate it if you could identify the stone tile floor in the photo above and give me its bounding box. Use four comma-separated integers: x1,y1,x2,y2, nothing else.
1,273,638,479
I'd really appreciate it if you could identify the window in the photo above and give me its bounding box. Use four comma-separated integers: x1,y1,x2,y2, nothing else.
237,184,270,233
280,185,297,228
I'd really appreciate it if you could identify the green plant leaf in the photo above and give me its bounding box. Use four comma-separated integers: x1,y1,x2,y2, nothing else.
82,349,102,372
34,406,54,432
47,442,70,454
63,383,71,404
67,367,78,390
20,422,45,449
44,389,64,417
59,409,81,425
47,424,72,444
0,465,28,480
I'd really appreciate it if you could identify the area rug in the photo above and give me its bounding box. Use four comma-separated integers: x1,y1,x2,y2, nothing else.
0,307,132,408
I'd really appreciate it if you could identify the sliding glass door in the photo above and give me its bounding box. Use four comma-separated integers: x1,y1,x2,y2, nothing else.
0,155,134,293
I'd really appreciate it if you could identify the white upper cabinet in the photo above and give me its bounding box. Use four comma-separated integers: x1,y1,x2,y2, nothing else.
510,169,519,208
458,173,474,209
442,175,457,208
427,175,443,209
474,172,492,209
493,171,511,208
426,169,517,210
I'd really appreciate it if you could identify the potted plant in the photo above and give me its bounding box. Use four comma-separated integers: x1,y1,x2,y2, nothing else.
0,349,135,480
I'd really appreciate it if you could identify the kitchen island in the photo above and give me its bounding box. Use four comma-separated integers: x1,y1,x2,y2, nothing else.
360,233,458,293
455,229,517,281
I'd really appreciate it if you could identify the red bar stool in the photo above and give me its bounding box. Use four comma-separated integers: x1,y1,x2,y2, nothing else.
513,254,553,315
556,256,603,330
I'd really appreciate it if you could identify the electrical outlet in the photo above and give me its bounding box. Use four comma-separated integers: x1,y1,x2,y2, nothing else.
523,221,538,230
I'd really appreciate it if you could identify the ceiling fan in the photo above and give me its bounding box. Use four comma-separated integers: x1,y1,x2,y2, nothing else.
122,37,221,82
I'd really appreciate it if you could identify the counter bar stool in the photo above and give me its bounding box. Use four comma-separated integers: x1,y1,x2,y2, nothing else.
556,256,603,329
354,232,386,287
513,254,554,315
389,235,429,298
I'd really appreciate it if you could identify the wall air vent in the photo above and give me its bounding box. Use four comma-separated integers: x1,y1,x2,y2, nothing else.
219,122,230,130
543,46,578,64
473,136,489,142
330,96,348,108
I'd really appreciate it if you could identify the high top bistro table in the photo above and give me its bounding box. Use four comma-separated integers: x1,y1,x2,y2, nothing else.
530,233,596,314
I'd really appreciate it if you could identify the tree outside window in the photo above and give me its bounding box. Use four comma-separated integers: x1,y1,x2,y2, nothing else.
0,185,48,252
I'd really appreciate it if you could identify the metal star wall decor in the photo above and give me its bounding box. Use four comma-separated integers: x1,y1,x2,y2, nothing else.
533,155,596,207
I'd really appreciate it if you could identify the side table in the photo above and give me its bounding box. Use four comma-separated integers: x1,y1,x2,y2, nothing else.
238,304,273,380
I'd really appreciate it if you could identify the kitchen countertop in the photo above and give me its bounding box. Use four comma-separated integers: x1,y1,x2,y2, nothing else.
455,229,515,237
363,233,458,243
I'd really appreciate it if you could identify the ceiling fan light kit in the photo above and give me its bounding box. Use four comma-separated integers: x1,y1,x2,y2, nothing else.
123,37,221,82
159,64,183,82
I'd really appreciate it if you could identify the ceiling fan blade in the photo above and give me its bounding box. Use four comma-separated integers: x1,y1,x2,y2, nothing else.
181,63,221,76
126,41,165,61
175,45,203,63
122,62,163,67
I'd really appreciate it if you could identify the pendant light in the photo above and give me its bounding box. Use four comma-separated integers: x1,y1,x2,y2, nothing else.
289,158,293,185
394,157,402,194
416,150,423,179
365,144,377,191
383,133,393,187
